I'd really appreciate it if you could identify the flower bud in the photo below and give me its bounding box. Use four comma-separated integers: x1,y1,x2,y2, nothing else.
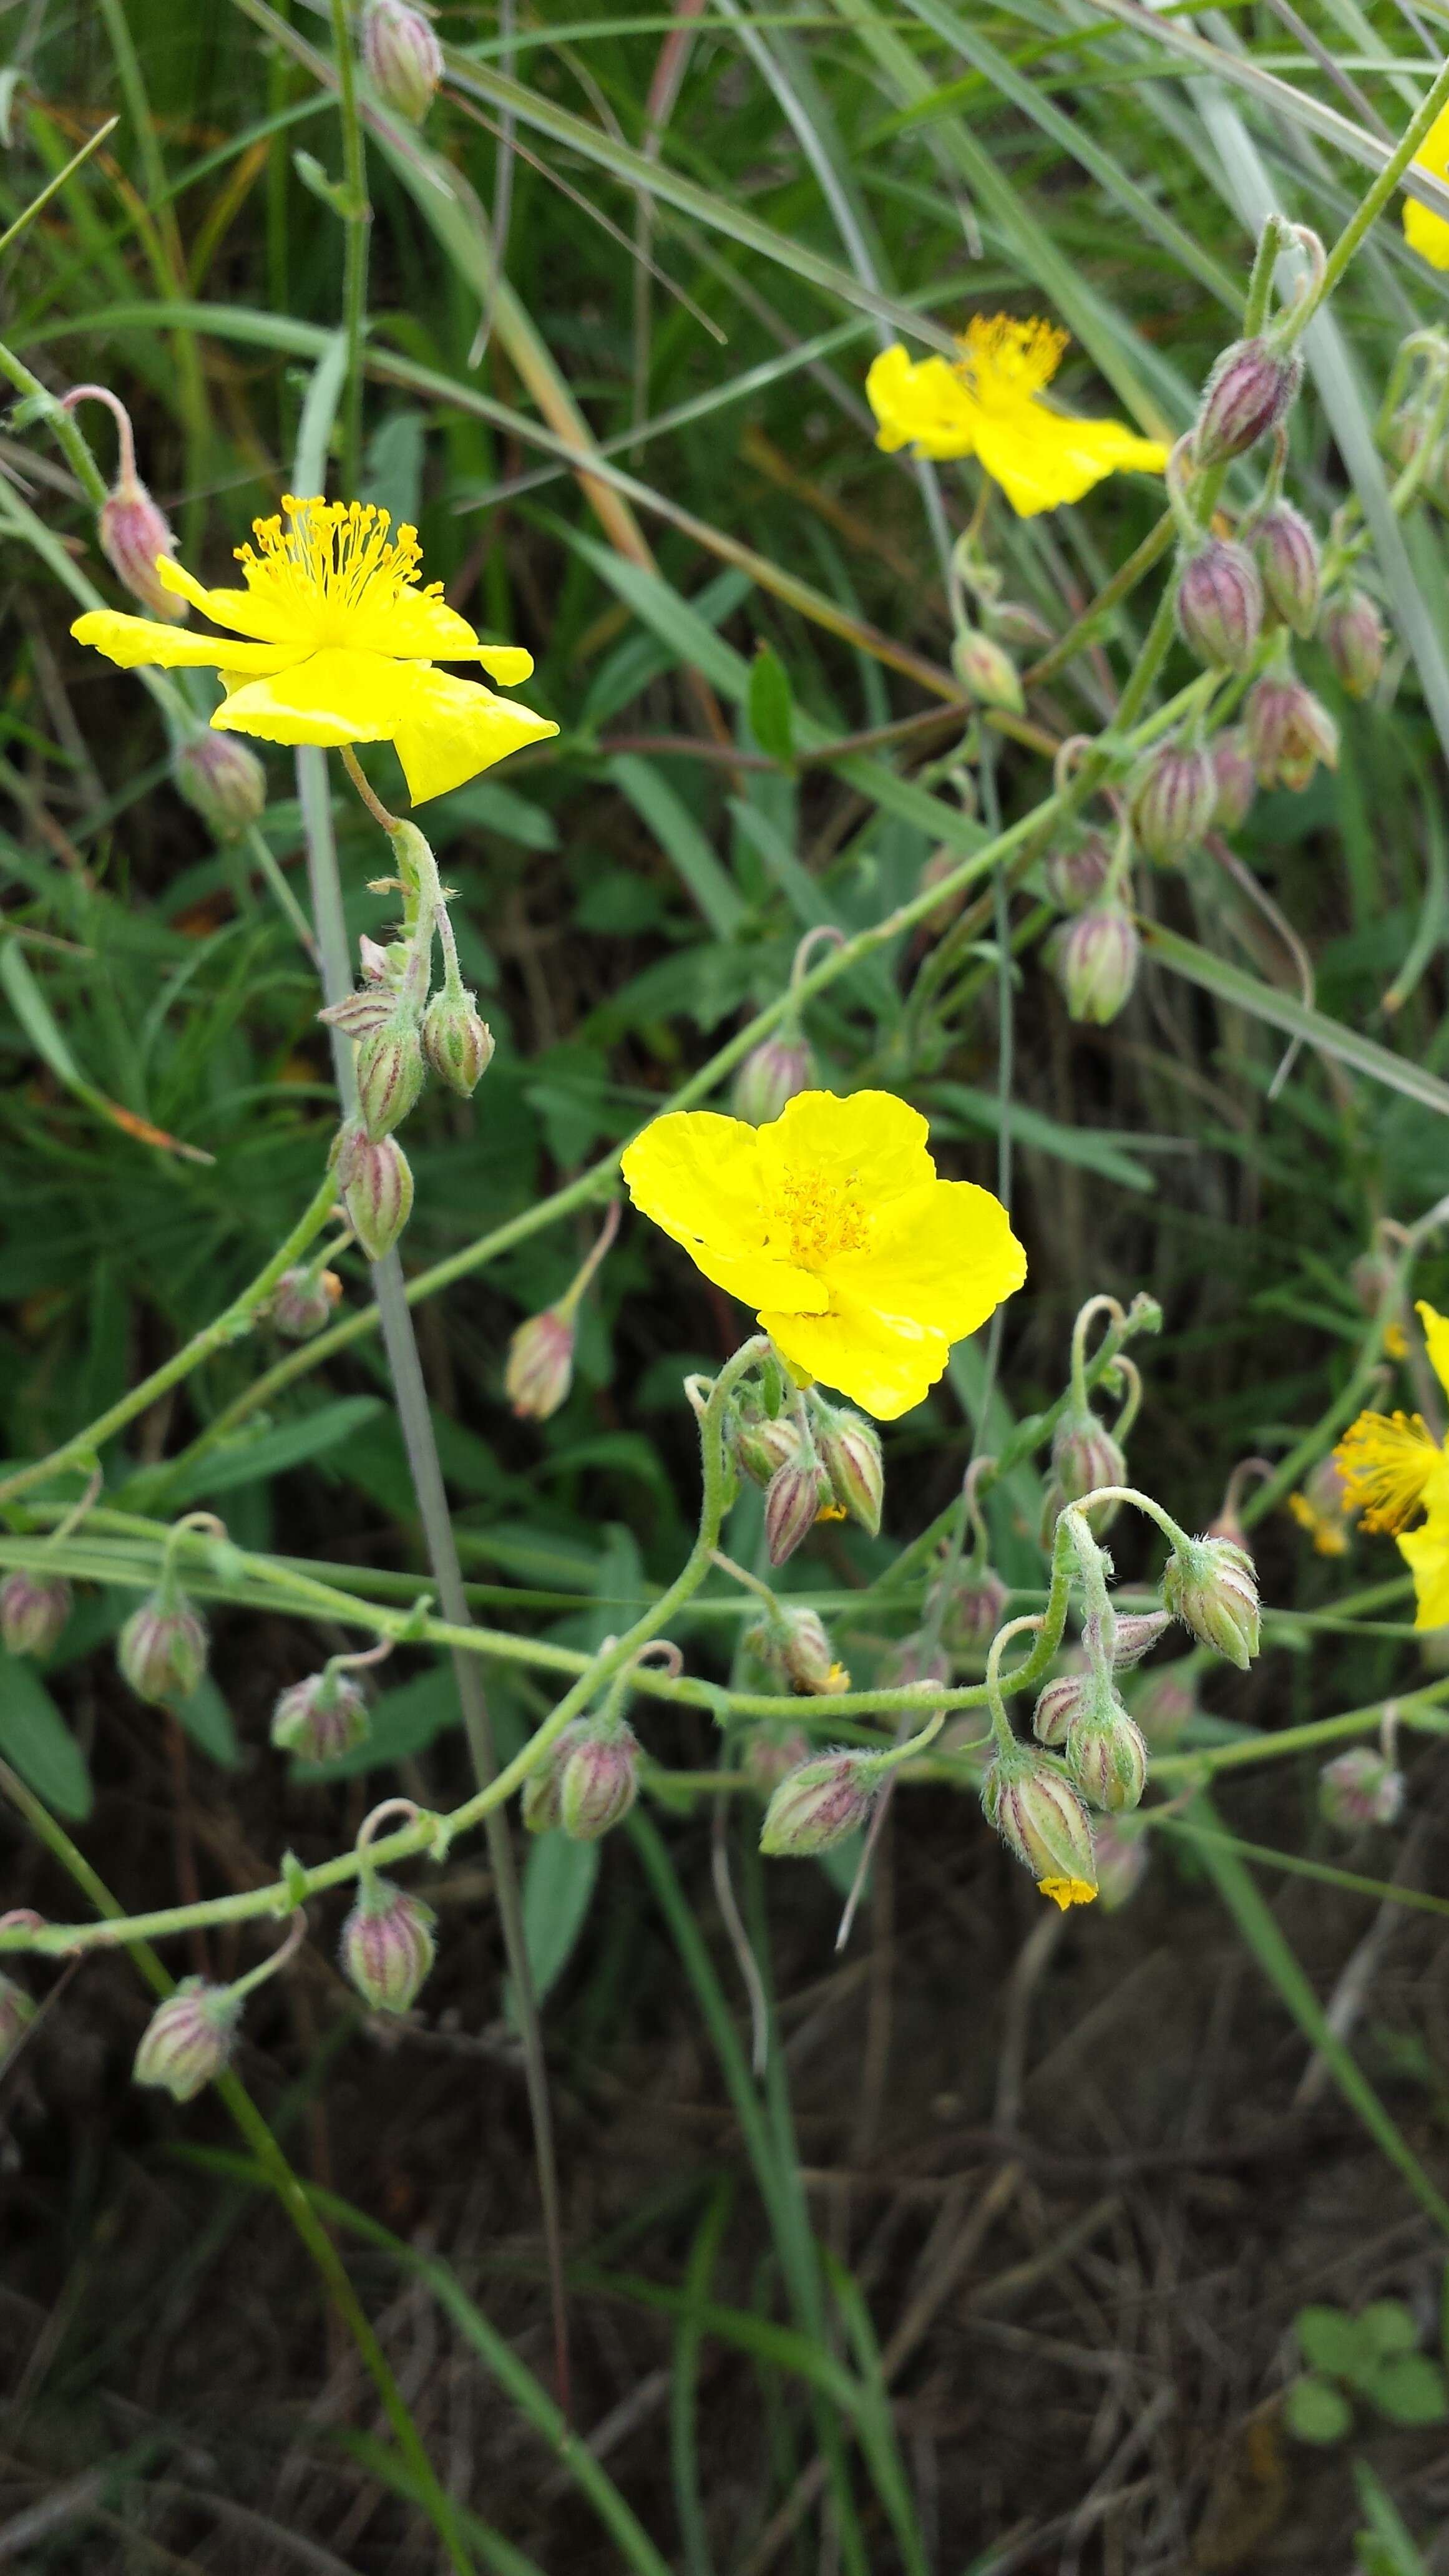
814,1407,884,1538
359,0,443,119
356,1018,426,1141
951,627,1024,713
1032,1671,1086,1748
732,1406,801,1488
336,1121,414,1262
759,1750,879,1856
421,988,494,1096
118,1589,208,1705
0,1569,72,1659
1044,832,1112,913
733,1032,814,1126
765,1458,832,1565
270,1265,341,1340
1319,1745,1404,1833
359,935,403,986
99,476,185,620
1193,335,1303,467
560,1724,640,1840
520,1719,587,1833
319,988,397,1039
1056,904,1139,1026
504,1305,575,1420
776,1606,844,1694
341,1876,436,2012
1108,1609,1173,1670
271,1669,371,1764
1248,500,1320,638
1131,1665,1198,1745
1161,1535,1260,1667
930,1560,1009,1653
740,1724,814,1794
1349,1247,1397,1317
173,732,266,837
982,1747,1097,1908
0,1973,36,2072
1176,538,1264,673
1093,1816,1149,1912
1128,737,1217,865
1244,673,1339,791
1065,1704,1148,1813
1051,1412,1126,1510
133,1978,241,2101
1210,728,1257,832
1321,588,1387,698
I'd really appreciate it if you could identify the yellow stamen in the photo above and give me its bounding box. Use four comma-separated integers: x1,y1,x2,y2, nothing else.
234,495,440,642
959,315,1069,407
1333,1408,1440,1534
1038,1875,1097,1911
1287,1492,1350,1557
769,1169,870,1268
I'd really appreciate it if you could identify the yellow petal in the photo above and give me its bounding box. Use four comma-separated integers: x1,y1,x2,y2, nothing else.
71,608,291,675
1399,1508,1449,1627
1405,106,1449,268
759,1088,936,1209
760,1296,949,1421
826,1176,1027,1343
972,408,1168,517
866,346,980,459
1417,1299,1449,1400
212,646,397,747
622,1111,824,1312
155,554,300,643
388,665,558,803
338,580,534,677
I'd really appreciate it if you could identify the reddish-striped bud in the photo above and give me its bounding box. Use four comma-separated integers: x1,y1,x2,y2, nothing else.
764,1458,831,1566
336,1121,414,1262
1065,1703,1148,1813
1244,673,1339,791
269,1266,341,1340
740,1724,814,1794
1210,728,1257,832
1319,1745,1403,1832
1176,538,1264,673
1248,500,1320,637
340,1877,436,2013
99,479,185,620
560,1725,640,1840
0,1569,72,1659
356,1018,425,1141
930,1561,1009,1653
271,1669,371,1764
1128,738,1217,864
133,1979,241,2101
1193,336,1303,466
1162,1535,1260,1667
173,733,266,837
733,1032,814,1125
982,1747,1097,1908
504,1305,575,1420
1056,904,1139,1026
359,0,442,119
759,1750,879,1856
118,1589,208,1705
1321,589,1387,698
1032,1671,1086,1749
421,988,494,1096
1044,832,1112,913
814,1407,884,1538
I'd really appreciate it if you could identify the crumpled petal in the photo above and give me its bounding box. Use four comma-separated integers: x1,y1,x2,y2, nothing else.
1417,1299,1449,1403
866,345,980,459
1399,1506,1449,1627
621,1111,825,1314
761,1297,950,1421
1405,104,1449,268
758,1088,936,1211
824,1177,1027,1344
212,646,402,747
388,664,559,803
156,554,299,642
70,608,291,676
972,410,1168,517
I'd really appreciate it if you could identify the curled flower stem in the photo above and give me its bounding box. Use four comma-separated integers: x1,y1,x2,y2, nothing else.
1069,1295,1127,1417
788,923,845,993
226,1907,308,2004
555,1199,622,1322
59,383,139,489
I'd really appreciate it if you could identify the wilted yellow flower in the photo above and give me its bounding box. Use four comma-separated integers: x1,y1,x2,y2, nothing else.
1403,102,1449,268
866,316,1168,517
1287,1455,1355,1556
621,1088,1025,1420
72,495,556,804
1335,1299,1449,1625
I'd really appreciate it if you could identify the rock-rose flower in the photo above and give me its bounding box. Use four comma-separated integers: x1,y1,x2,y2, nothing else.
71,494,556,804
621,1088,1025,1420
1335,1299,1449,1626
866,316,1167,517
1403,102,1449,269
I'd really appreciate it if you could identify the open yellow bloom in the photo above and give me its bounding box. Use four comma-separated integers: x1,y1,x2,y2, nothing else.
621,1088,1026,1420
71,495,557,804
866,316,1168,517
1334,1299,1449,1624
1403,102,1449,268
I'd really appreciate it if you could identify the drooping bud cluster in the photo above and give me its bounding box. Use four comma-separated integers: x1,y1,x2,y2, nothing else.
1161,1535,1260,1668
739,1383,884,1568
759,1749,879,1856
339,1875,436,2011
359,0,443,119
1318,1745,1404,1832
271,1667,372,1764
118,1586,208,1705
1,1568,72,1658
173,732,266,839
982,1744,1097,1909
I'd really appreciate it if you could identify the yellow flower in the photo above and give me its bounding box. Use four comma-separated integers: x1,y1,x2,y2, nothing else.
1287,1455,1355,1556
621,1088,1025,1421
865,316,1168,517
1403,102,1449,269
1334,1299,1449,1626
71,495,557,805
1038,1876,1098,1912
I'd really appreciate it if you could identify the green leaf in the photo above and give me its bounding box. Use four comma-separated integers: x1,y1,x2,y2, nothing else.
926,1082,1159,1194
175,1677,240,1769
1141,924,1449,1120
1369,2356,1449,2427
1359,2301,1420,2360
511,1830,600,2015
0,1652,92,1819
1354,2462,1432,2575
164,1398,386,1504
1297,2305,1367,2381
291,147,359,220
428,778,559,851
1284,2374,1354,2445
748,645,796,766
608,756,746,939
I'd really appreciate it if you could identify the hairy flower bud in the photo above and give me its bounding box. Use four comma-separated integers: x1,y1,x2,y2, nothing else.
1128,737,1217,865
952,626,1025,713
421,988,494,1096
1248,500,1321,638
1065,1704,1148,1813
341,1876,436,2013
0,1569,72,1659
0,1973,36,2072
1244,674,1339,791
319,988,397,1039
336,1121,414,1262
356,1018,426,1141
1321,588,1388,698
99,477,185,620
982,1747,1097,1908
1131,1665,1198,1745
270,1265,341,1340
1193,335,1303,466
764,1606,842,1695
1210,728,1258,832
1176,538,1264,673
133,1978,241,2101
504,1305,575,1420
1051,1413,1126,1510
814,1407,884,1538
930,1560,1009,1653
740,1723,814,1794
359,935,403,986
271,1669,371,1764
733,1032,814,1126
520,1719,587,1833
732,1405,801,1489
118,1589,208,1705
173,732,266,837
1032,1671,1086,1748
759,1750,878,1856
1093,1816,1149,1911
1108,1609,1173,1671
764,1458,831,1566
1319,1745,1404,1832
1056,904,1139,1026
1161,1535,1260,1667
560,1724,640,1840
359,0,443,119
1044,832,1112,913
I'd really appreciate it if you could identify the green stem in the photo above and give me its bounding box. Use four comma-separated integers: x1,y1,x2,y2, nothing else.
328,0,371,489
1279,61,1449,349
